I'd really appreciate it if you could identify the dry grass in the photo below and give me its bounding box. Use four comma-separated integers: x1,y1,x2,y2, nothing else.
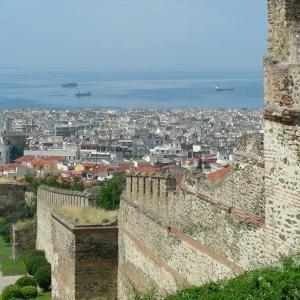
57,206,118,225
15,218,35,230
0,177,21,184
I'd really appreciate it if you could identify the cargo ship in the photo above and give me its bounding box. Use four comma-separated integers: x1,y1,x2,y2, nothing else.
75,91,92,97
62,82,78,88
215,84,234,91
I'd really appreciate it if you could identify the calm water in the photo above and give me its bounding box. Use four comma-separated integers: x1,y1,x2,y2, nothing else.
0,70,263,109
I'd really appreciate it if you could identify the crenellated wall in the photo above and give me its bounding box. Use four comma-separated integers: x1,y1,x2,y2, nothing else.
119,157,266,298
118,1,300,298
36,186,96,262
124,172,177,218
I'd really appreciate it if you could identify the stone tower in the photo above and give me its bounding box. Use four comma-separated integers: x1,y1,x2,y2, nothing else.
264,0,300,258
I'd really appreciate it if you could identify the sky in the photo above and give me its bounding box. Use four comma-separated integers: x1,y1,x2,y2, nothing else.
0,0,267,72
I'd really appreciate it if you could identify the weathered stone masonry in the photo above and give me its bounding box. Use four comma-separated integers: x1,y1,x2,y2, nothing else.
0,183,26,218
11,222,36,260
51,213,118,300
119,163,266,298
118,1,300,298
36,186,96,263
264,0,300,259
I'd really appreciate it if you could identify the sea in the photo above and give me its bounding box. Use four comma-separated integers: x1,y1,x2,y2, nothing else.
0,69,263,110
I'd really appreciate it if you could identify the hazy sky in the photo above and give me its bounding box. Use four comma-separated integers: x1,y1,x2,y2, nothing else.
0,0,267,71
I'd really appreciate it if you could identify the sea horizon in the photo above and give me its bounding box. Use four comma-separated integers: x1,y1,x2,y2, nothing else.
0,69,263,110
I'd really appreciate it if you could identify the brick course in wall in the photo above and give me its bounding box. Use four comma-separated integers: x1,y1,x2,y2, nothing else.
51,213,118,300
118,169,266,299
36,186,96,263
118,1,300,298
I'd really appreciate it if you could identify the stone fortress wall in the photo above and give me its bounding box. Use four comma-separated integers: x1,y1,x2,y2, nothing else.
263,0,300,259
51,212,118,300
118,145,266,298
119,1,300,298
36,186,96,262
0,182,26,218
12,222,36,260
30,1,300,299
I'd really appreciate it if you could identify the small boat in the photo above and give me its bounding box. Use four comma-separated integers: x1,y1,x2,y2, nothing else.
75,91,92,97
62,82,78,88
215,84,234,92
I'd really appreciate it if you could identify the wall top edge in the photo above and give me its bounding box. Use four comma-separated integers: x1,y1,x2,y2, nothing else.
38,185,94,199
51,212,118,232
127,171,175,179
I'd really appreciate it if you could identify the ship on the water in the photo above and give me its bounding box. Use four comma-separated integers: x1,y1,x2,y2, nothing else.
75,90,92,97
62,82,78,88
215,84,234,91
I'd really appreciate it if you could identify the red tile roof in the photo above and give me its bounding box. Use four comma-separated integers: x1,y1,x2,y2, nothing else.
135,166,161,174
0,164,19,171
206,167,231,182
45,156,65,162
87,166,109,175
81,162,98,168
14,155,35,164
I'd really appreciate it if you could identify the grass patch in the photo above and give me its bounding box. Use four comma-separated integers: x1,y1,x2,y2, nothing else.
0,236,26,276
15,219,35,231
35,292,51,299
0,292,51,300
57,206,118,225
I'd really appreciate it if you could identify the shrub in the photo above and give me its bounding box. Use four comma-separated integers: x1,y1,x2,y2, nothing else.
1,285,23,300
15,276,36,287
96,174,125,210
23,250,45,266
23,250,46,275
35,264,51,291
0,217,11,243
0,217,7,226
20,286,38,299
26,256,47,276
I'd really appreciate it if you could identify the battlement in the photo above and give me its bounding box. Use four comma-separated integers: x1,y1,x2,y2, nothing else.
125,172,176,201
37,185,96,208
123,172,177,220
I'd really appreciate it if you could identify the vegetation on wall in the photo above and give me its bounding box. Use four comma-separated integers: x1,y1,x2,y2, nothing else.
24,175,85,195
96,173,125,210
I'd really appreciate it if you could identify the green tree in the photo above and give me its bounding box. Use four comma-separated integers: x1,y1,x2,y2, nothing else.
96,174,125,210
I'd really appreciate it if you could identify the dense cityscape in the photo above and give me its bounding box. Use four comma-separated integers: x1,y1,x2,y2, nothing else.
2,1,300,300
0,108,262,183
